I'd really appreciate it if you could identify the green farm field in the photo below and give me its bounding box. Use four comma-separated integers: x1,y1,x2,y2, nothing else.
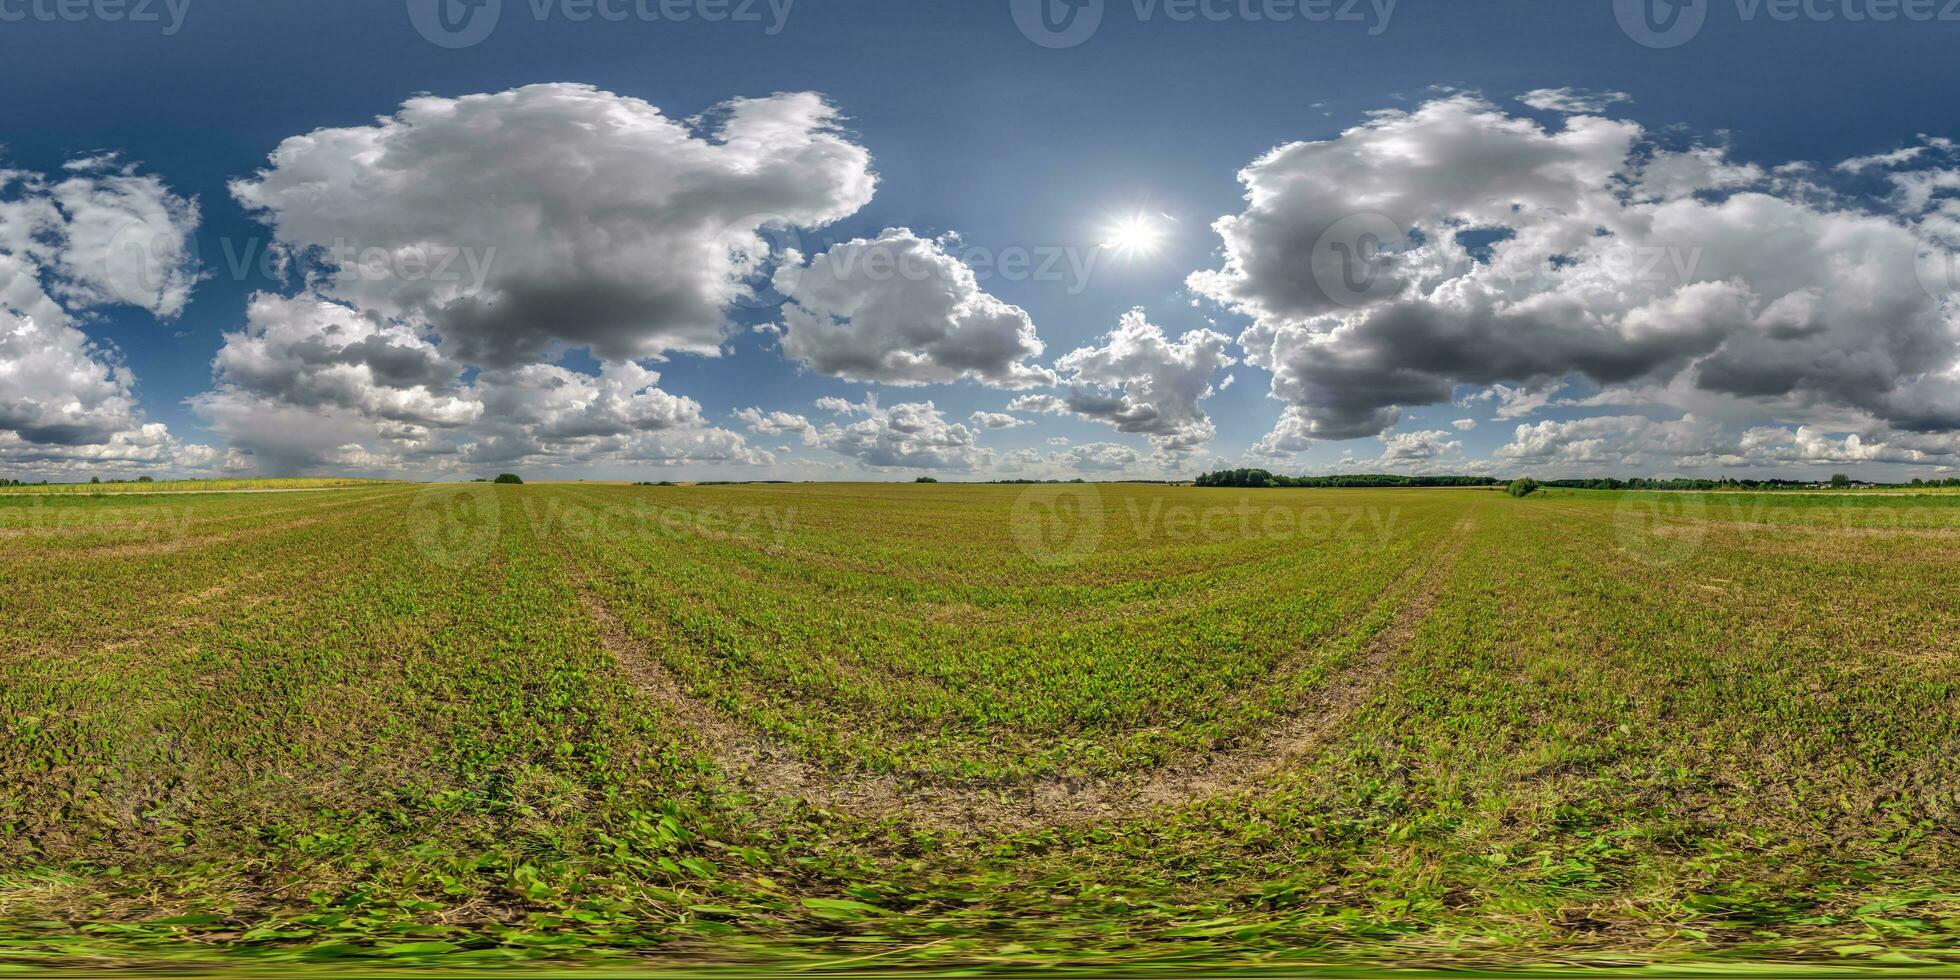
5,482,1960,974
0,478,388,496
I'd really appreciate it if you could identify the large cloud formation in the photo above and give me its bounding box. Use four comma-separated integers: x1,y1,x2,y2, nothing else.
1193,94,1960,466
32,86,1960,482
0,158,216,475
770,228,1054,388
1492,414,1960,471
207,293,477,430
1049,309,1235,456
736,395,986,470
200,84,880,474
231,83,876,368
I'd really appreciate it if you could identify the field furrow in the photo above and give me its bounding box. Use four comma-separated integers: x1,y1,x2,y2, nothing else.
10,484,1960,972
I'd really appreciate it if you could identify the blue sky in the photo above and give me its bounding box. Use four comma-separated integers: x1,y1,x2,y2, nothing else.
3,0,1960,480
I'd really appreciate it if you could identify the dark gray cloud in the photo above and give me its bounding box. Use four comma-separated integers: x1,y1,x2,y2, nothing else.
1192,95,1960,452
232,84,878,370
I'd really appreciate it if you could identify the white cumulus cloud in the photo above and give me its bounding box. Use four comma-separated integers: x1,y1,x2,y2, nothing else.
1192,94,1960,465
1518,87,1632,115
0,158,213,475
1050,309,1234,456
231,83,877,368
772,228,1054,388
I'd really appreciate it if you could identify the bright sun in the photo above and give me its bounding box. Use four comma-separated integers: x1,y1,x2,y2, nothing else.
1102,213,1166,259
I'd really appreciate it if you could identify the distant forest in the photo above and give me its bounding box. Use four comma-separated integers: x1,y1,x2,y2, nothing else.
1193,470,1500,488
1192,470,1960,490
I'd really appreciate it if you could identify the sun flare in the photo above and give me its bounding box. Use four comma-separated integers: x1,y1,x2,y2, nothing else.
1102,212,1167,258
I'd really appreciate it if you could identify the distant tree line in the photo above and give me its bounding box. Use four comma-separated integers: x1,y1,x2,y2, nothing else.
1194,469,1501,488
1535,476,1885,490
1535,476,1810,490
1197,470,1960,492
0,476,151,487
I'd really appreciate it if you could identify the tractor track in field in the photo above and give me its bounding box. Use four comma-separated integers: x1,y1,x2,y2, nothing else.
568,515,1476,831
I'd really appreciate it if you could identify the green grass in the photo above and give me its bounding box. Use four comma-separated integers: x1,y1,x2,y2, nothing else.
0,477,390,495
4,483,1960,974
